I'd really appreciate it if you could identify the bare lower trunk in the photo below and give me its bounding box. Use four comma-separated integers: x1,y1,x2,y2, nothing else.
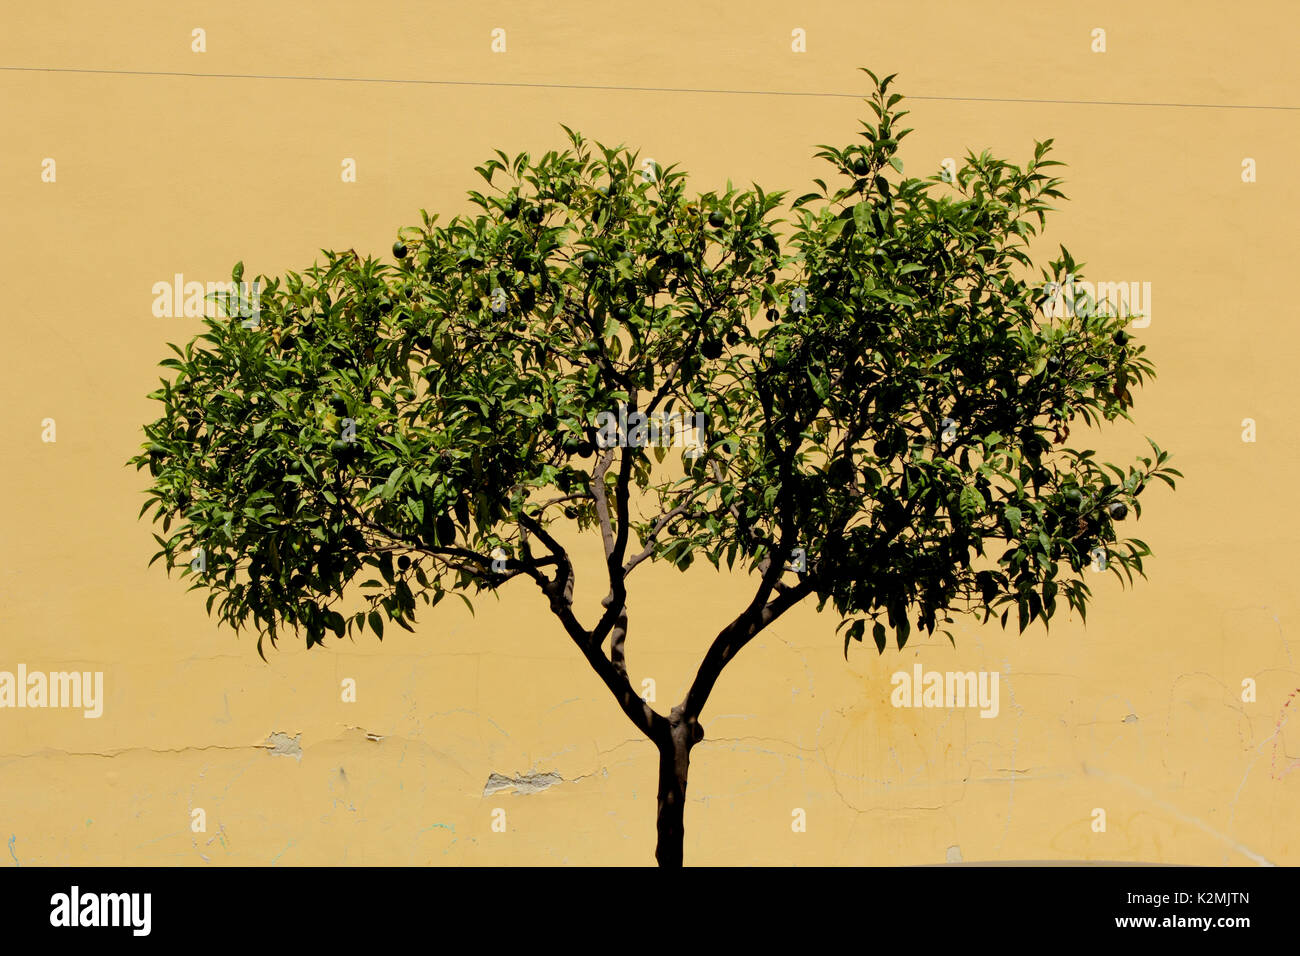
654,710,700,867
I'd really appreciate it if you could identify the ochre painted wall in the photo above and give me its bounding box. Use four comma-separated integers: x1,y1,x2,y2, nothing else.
1,1,1296,865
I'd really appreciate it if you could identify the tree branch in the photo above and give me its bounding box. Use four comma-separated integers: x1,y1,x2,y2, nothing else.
517,510,664,739
680,577,816,721
592,390,639,649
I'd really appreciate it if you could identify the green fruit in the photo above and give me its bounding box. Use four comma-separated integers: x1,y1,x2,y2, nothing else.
725,330,741,346
505,198,521,219
581,251,598,270
392,241,408,259
766,308,779,322
526,206,545,225
1113,330,1129,346
576,441,593,458
1062,487,1083,506
329,393,348,416
615,306,630,321
415,334,434,351
563,506,579,519
701,339,723,360
378,298,393,314
708,211,726,228
852,158,869,175
1107,502,1128,520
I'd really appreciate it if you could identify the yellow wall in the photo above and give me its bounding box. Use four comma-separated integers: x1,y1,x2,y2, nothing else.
1,0,1296,866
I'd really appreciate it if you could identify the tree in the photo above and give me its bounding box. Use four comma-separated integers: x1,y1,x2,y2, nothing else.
132,70,1181,867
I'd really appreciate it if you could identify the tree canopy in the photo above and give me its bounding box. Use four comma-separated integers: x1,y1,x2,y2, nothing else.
132,69,1180,865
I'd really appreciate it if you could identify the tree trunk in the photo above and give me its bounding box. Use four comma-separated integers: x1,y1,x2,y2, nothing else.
655,712,698,867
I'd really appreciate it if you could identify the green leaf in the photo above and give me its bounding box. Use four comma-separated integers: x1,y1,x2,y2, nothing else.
895,615,911,650
853,201,872,233
325,610,346,638
843,619,865,658
872,621,887,654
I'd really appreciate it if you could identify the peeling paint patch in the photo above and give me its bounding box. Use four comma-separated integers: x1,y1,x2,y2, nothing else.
946,844,962,863
1122,714,1139,724
265,732,303,761
7,835,17,867
483,771,563,796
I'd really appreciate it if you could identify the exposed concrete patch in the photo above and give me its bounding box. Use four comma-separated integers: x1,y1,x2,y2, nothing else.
1122,714,1139,724
265,732,303,761
946,844,963,863
483,771,563,797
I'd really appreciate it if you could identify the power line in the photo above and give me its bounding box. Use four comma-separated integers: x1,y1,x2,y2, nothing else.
1,65,1296,111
